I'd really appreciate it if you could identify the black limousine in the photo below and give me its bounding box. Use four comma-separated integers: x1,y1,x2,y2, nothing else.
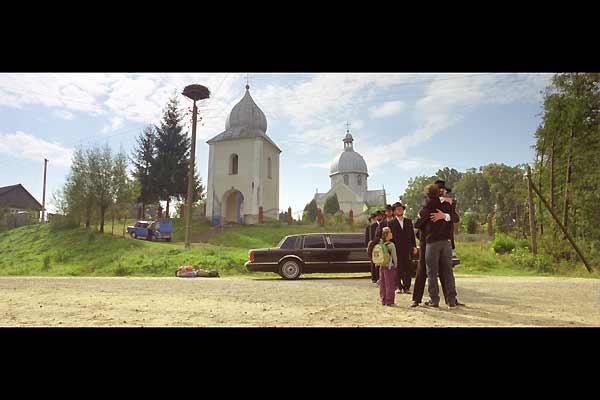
244,233,460,280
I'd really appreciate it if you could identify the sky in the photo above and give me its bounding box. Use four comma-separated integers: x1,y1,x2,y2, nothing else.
0,73,552,218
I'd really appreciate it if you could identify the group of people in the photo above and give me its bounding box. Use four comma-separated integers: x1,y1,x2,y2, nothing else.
364,179,465,308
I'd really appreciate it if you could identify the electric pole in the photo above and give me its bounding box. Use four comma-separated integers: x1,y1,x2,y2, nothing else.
182,84,210,249
42,158,48,223
526,165,537,255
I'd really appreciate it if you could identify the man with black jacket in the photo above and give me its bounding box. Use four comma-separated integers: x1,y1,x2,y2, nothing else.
374,205,394,241
418,184,459,307
389,202,417,294
411,180,464,307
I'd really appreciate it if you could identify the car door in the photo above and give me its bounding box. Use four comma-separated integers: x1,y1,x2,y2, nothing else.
135,222,148,238
328,234,371,273
301,234,329,272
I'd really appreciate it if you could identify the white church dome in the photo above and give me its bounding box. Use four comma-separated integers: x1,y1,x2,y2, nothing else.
329,133,369,177
207,85,280,152
225,84,267,133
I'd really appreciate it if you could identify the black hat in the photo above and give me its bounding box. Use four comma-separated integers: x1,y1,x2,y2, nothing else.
375,210,384,216
434,179,452,193
392,201,405,210
384,204,393,212
369,212,376,219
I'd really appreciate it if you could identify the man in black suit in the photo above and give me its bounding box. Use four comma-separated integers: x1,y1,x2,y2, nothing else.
374,205,395,241
389,202,417,294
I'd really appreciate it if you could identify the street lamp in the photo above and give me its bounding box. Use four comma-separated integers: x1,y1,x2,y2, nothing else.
182,84,210,249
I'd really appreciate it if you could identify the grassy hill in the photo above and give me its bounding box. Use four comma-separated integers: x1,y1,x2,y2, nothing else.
0,221,365,277
0,221,596,278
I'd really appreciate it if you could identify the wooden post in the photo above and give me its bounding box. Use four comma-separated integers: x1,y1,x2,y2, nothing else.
258,206,264,224
157,206,163,220
526,166,538,255
528,177,593,273
317,208,323,226
287,207,292,225
487,214,494,238
348,209,354,225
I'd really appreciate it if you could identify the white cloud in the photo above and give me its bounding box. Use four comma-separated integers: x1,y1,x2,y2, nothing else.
301,161,331,169
369,100,405,118
0,131,73,166
52,109,74,120
101,116,124,133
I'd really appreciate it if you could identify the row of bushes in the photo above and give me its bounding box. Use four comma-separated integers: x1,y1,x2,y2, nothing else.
488,233,598,274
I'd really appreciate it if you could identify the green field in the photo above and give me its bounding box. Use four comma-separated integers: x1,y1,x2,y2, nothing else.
0,221,596,278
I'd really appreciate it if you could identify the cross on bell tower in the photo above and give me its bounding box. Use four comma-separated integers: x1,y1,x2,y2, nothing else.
343,121,354,151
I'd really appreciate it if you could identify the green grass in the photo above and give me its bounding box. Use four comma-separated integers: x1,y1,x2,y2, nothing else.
454,241,599,279
0,222,597,279
205,223,363,249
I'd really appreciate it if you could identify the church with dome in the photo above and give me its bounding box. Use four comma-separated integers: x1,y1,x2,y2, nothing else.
313,129,386,219
206,85,281,225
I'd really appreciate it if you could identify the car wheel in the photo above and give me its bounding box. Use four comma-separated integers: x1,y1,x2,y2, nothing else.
131,232,137,239
279,259,302,280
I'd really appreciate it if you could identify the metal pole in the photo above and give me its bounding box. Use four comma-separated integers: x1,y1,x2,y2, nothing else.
529,176,593,273
184,100,198,249
526,166,537,255
42,158,48,223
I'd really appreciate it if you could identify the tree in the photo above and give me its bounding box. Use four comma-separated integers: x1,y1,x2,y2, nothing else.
279,211,288,222
110,149,139,235
480,163,527,233
64,147,96,229
434,167,463,191
453,168,493,220
131,126,158,212
89,145,115,233
399,175,436,218
323,193,340,215
152,95,190,217
303,199,318,222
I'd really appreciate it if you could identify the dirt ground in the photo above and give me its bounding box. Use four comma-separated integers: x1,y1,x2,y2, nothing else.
1,275,598,327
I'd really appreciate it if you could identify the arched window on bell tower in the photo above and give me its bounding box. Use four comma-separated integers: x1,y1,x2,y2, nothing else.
357,174,362,186
344,174,349,185
229,154,239,175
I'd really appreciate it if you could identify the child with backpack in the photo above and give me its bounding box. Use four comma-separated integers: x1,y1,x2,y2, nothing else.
372,227,398,306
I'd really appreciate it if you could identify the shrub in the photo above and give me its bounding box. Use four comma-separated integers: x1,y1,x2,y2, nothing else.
461,212,480,234
42,255,51,271
490,233,517,254
114,260,128,276
510,247,555,273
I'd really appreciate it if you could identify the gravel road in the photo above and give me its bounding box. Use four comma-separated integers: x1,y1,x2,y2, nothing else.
1,275,598,327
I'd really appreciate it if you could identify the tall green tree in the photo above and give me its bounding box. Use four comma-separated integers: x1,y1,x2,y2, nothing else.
89,145,115,233
453,167,493,220
303,199,318,222
399,175,436,218
434,167,463,190
152,95,190,217
131,126,158,212
323,193,340,215
64,147,96,229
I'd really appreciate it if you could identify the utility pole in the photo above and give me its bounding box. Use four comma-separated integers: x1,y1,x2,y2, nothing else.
182,84,210,249
526,165,537,255
42,158,48,223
